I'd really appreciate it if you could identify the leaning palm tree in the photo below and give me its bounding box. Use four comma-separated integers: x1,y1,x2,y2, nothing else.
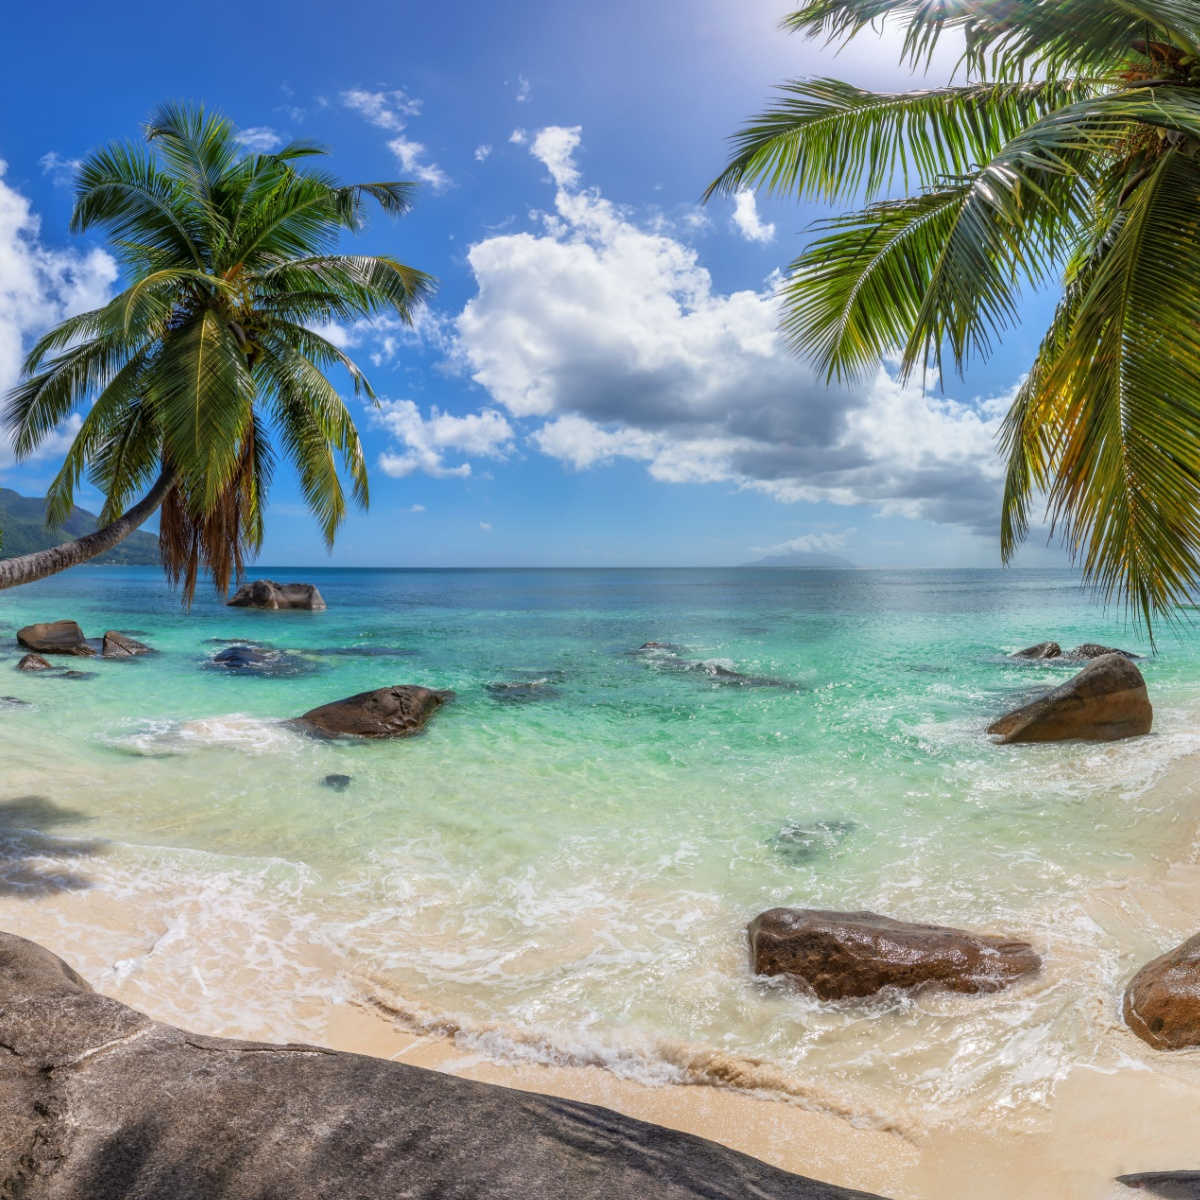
709,0,1200,633
2,102,432,601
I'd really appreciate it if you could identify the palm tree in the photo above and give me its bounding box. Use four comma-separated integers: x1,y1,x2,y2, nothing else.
709,1,1200,633
2,102,433,602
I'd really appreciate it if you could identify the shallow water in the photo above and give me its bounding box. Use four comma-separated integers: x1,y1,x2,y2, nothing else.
2,566,1199,1129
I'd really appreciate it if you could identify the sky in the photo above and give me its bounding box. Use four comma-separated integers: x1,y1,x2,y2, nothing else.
0,0,1069,569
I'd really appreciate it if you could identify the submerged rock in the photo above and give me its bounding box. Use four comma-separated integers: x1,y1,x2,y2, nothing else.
227,579,327,611
58,670,95,681
0,696,29,707
1011,642,1062,660
1064,642,1140,661
638,641,685,653
1124,934,1200,1050
486,678,562,703
310,645,416,658
987,653,1152,744
748,908,1041,1001
0,930,890,1200
321,774,352,792
637,644,799,689
102,630,153,658
206,645,317,678
297,685,454,739
1118,1174,1200,1197
16,620,94,657
768,820,857,866
16,653,52,672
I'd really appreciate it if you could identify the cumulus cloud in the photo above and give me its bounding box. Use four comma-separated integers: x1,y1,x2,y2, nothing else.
341,88,449,191
451,127,1015,536
480,521,493,532
0,161,117,471
474,144,493,162
515,74,532,103
373,399,514,479
509,129,528,146
235,126,284,152
731,190,775,244
754,531,848,557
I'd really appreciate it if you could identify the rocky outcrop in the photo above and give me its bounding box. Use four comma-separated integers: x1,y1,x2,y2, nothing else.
1117,1174,1200,1196
1064,643,1139,661
101,631,152,658
748,909,1040,1001
16,620,93,657
206,645,316,678
296,685,453,738
1123,934,1200,1050
16,653,51,672
227,579,327,611
0,932,886,1200
1011,642,1062,660
987,653,1152,743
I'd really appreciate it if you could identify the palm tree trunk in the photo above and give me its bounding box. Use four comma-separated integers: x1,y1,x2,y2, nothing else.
0,470,176,591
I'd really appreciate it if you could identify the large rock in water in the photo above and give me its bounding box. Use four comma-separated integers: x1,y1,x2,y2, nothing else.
16,620,94,657
16,653,51,672
101,630,152,658
1123,934,1200,1050
227,579,326,611
987,653,1152,743
748,909,1040,1000
296,685,453,738
1011,641,1062,660
0,932,885,1200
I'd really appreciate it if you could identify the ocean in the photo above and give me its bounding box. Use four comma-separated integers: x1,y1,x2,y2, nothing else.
2,565,1199,1131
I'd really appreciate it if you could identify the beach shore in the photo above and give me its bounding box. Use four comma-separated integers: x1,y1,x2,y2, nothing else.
6,748,1200,1200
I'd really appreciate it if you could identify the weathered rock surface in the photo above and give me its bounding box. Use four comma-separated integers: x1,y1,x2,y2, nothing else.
1123,934,1200,1050
1064,642,1139,661
1118,1174,1200,1197
16,653,51,672
0,932,886,1200
16,620,94,657
227,579,327,611
1011,642,1062,660
987,653,1152,744
748,909,1040,1001
296,685,453,738
101,631,152,658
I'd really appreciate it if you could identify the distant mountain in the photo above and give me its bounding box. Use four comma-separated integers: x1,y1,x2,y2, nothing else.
743,550,856,568
0,488,160,566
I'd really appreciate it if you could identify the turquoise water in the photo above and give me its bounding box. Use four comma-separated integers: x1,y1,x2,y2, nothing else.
3,566,1200,1127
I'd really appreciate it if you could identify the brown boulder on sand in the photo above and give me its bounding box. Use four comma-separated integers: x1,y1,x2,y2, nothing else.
0,931,889,1200
101,631,153,658
227,579,326,611
748,909,1040,1001
16,653,52,672
296,685,454,739
16,620,94,657
987,653,1152,744
1124,933,1200,1051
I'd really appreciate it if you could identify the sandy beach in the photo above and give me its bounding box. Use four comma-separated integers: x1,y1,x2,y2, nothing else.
6,747,1200,1199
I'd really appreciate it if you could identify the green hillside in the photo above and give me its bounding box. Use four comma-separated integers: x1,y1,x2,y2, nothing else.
0,488,161,566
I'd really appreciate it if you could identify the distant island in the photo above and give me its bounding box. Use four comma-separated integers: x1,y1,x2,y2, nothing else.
743,550,855,568
0,488,160,565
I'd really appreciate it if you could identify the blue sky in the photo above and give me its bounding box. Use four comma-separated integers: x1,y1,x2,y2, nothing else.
0,0,1067,568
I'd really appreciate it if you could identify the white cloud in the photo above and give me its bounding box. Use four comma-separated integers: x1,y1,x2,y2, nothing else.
373,399,514,479
0,161,118,471
451,127,1014,536
474,144,493,163
409,503,426,513
754,531,848,557
731,190,775,244
530,126,582,189
509,129,528,146
39,152,82,188
480,521,493,532
235,126,284,152
515,74,532,103
341,88,449,191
